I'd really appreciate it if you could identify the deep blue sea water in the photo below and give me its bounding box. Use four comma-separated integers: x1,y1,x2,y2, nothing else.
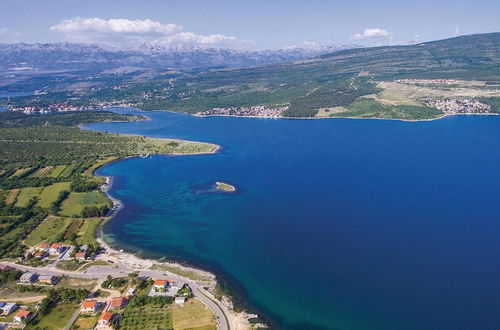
85,108,500,330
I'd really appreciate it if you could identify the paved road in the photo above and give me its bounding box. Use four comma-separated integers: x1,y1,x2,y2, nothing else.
3,262,231,330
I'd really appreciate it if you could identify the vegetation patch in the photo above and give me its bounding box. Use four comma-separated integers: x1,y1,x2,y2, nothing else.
24,216,73,247
14,187,43,207
72,315,98,329
172,299,216,330
37,182,71,208
60,191,111,217
75,218,101,245
5,188,19,204
31,166,54,178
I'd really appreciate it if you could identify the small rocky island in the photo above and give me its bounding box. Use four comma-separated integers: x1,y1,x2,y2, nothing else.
215,181,236,192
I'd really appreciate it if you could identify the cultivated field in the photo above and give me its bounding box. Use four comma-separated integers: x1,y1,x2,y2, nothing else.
37,182,71,208
172,299,216,330
120,305,173,330
14,187,43,207
60,191,111,217
24,216,73,247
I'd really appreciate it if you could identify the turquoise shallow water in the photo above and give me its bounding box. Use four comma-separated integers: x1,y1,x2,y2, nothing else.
86,108,500,329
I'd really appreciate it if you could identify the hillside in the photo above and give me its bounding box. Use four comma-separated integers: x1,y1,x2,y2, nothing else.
4,33,500,120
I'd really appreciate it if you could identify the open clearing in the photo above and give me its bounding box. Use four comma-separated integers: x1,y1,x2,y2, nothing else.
28,303,79,330
369,81,500,106
172,299,216,330
72,315,98,329
14,187,43,207
24,216,73,247
31,166,54,177
60,191,111,217
48,165,69,178
37,182,71,208
76,218,101,245
5,188,19,204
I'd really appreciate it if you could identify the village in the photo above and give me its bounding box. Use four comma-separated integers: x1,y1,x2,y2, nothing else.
426,98,493,114
0,237,234,330
196,105,289,118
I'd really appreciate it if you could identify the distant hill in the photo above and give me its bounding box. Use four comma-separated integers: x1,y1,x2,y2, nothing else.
3,33,500,120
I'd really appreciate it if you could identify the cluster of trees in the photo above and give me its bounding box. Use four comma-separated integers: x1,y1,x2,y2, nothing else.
0,268,23,285
127,295,174,308
70,178,99,192
102,275,128,289
0,199,47,258
81,205,109,218
37,288,90,316
50,190,69,215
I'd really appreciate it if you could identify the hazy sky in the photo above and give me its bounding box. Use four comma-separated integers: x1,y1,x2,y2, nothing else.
0,0,498,49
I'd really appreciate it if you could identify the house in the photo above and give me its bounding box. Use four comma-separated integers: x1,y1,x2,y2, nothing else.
13,309,33,324
33,251,47,259
35,243,49,251
110,297,128,309
49,243,65,255
175,297,186,305
81,299,99,313
153,280,168,290
0,302,18,316
19,272,38,284
38,275,58,285
74,252,87,261
96,311,115,328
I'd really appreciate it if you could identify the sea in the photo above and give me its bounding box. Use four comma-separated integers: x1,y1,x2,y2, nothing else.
84,107,500,330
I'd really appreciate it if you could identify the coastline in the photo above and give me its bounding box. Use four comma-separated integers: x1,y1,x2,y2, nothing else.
189,111,500,122
91,151,260,329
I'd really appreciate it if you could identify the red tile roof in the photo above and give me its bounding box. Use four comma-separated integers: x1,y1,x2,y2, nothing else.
50,243,62,249
154,280,167,286
99,311,113,322
82,299,97,308
75,252,86,258
110,297,127,308
15,309,31,318
38,243,48,249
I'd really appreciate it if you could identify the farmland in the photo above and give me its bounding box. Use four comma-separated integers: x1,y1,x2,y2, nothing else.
24,216,73,247
60,191,111,217
37,182,71,208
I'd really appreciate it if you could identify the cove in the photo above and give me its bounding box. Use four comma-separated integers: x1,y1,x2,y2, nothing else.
85,108,500,330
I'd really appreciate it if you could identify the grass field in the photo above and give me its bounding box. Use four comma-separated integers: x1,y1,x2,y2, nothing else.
9,168,30,178
56,277,97,291
56,260,84,271
60,191,111,217
24,216,73,247
121,305,173,330
14,187,43,207
48,165,69,178
37,182,71,208
31,166,54,177
76,218,101,245
60,165,76,177
27,303,79,330
72,315,98,329
172,299,216,330
5,188,19,204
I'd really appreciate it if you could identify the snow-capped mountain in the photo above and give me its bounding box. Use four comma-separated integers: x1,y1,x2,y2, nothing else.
0,42,359,71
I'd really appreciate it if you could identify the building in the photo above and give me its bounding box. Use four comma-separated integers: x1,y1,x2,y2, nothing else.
38,275,58,285
153,280,168,290
33,251,47,259
175,297,186,305
19,272,38,284
74,252,87,261
81,299,99,313
96,311,115,328
36,243,49,251
49,243,65,255
0,302,18,316
13,309,33,324
110,297,128,309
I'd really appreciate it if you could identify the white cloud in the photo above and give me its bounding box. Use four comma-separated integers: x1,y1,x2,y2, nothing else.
351,28,392,40
0,28,7,35
49,17,242,48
